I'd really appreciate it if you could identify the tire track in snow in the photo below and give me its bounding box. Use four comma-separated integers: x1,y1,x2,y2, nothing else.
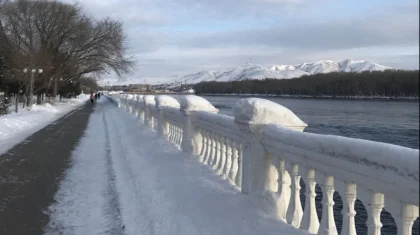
104,109,158,235
44,100,126,235
102,113,126,235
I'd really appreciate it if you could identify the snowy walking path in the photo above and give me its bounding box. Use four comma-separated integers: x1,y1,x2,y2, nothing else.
0,95,89,155
45,98,305,235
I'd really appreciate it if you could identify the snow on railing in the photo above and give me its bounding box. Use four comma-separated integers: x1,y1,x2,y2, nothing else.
110,93,419,235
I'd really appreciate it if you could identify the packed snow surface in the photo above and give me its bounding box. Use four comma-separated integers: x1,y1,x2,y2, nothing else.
233,98,307,128
45,98,306,235
179,95,219,112
0,95,89,155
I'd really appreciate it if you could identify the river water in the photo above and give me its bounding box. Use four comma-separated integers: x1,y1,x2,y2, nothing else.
198,95,419,235
200,95,419,149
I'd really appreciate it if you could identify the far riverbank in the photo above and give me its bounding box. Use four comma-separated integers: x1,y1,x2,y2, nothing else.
196,93,419,102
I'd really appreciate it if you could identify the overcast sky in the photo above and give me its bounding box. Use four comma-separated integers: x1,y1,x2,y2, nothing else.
62,0,419,82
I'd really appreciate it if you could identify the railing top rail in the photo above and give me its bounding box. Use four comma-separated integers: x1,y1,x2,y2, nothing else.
193,111,244,142
263,124,419,205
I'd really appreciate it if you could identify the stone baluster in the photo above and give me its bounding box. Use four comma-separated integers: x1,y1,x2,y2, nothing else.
338,182,357,235
136,95,144,119
124,95,129,111
168,124,173,143
123,94,130,111
222,138,232,180
387,200,419,235
300,168,319,234
207,133,217,167
367,193,385,235
143,95,155,128
286,163,303,228
216,136,227,175
172,125,176,144
155,95,180,141
175,126,179,146
317,175,338,235
229,141,239,185
235,143,243,188
273,158,291,222
202,131,211,164
197,129,206,162
205,132,214,165
211,135,221,170
177,126,182,146
130,95,137,114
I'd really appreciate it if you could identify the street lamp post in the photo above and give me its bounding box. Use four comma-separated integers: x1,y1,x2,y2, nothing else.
23,68,43,108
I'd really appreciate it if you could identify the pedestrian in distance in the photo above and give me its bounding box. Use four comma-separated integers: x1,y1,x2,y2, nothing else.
90,93,94,104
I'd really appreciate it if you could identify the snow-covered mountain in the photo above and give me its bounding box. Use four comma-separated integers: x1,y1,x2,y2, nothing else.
169,59,392,85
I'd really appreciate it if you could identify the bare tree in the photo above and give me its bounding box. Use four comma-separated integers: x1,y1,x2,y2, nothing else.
0,0,134,108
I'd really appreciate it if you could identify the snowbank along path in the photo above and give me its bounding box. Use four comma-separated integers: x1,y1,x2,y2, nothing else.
45,97,305,235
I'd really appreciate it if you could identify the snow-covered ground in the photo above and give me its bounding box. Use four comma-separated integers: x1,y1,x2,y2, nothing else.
0,95,89,155
45,98,306,235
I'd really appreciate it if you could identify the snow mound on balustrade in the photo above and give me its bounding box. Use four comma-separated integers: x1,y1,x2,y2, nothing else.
155,95,180,108
179,95,219,112
233,98,307,129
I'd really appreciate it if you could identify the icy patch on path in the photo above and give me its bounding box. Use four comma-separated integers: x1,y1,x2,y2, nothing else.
45,98,306,235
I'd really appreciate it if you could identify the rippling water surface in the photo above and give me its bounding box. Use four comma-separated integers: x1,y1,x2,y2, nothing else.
199,96,419,149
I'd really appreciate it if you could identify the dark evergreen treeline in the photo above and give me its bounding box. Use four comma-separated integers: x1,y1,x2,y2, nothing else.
193,70,419,98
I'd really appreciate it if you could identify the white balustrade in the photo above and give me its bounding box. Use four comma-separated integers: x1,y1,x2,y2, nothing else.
112,93,419,235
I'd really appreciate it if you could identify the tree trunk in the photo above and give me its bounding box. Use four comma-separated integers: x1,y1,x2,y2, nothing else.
15,95,19,113
36,93,42,105
52,78,58,104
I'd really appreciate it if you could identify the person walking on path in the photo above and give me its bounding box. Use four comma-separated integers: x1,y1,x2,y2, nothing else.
90,93,94,104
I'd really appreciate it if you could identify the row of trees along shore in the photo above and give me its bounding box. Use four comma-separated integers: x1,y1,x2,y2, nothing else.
193,70,419,98
0,0,133,114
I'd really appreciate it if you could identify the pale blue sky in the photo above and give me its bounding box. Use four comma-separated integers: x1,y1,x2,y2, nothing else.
63,0,419,80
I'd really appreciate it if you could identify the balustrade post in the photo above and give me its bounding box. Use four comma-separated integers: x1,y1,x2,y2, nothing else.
155,95,180,140
136,95,144,119
233,98,307,195
130,95,137,114
114,94,122,108
143,95,155,128
179,95,218,155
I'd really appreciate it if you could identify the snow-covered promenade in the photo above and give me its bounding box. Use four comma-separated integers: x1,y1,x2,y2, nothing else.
0,94,418,235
